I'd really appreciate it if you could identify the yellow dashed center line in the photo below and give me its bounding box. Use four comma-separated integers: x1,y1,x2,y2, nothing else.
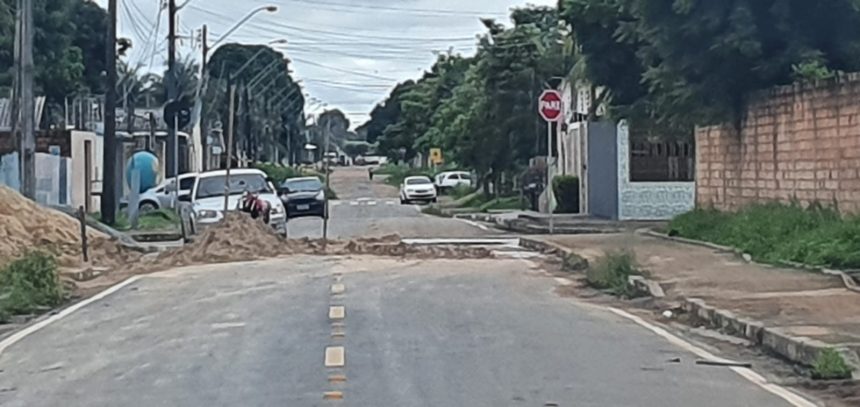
325,346,345,368
330,283,346,295
323,391,344,400
329,306,346,320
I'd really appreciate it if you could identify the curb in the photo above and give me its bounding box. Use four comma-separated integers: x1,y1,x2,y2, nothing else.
642,230,860,294
519,237,664,298
522,236,860,376
683,298,860,378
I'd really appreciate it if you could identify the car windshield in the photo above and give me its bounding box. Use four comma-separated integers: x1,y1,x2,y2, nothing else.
195,174,272,199
283,178,322,192
406,178,432,185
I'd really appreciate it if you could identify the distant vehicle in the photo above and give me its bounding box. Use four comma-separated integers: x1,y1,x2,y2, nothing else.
400,176,437,204
125,172,198,212
279,177,326,219
186,169,287,236
434,171,472,192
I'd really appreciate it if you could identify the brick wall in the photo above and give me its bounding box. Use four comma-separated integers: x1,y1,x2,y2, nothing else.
696,73,860,213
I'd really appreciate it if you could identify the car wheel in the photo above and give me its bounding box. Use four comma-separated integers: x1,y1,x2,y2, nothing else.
431,197,437,203
139,201,158,213
400,199,407,205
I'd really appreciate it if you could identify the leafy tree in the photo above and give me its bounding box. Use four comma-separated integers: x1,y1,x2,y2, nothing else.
343,141,371,160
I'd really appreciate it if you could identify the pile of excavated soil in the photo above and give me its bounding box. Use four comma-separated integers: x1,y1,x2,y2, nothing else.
0,186,134,269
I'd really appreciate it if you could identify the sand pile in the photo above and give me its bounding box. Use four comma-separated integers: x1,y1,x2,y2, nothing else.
0,186,130,268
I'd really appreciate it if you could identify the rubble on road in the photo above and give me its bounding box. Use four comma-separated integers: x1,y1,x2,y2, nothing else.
0,186,138,269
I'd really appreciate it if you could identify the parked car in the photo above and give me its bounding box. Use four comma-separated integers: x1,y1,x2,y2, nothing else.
434,171,472,192
185,169,287,236
400,176,437,204
124,172,198,212
279,177,326,219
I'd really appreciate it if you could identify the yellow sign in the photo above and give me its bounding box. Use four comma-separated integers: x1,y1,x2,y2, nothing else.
430,148,444,165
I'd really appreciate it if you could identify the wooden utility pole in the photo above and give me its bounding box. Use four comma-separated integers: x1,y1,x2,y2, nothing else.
223,84,236,213
200,24,209,170
19,0,35,199
166,0,178,177
101,0,118,224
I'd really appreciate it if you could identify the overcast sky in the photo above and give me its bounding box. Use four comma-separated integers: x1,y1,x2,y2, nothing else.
99,0,556,127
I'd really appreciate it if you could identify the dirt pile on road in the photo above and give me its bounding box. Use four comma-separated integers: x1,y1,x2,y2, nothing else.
0,186,133,268
145,213,492,271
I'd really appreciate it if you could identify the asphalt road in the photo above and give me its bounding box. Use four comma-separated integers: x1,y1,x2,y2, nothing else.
0,167,808,406
0,256,798,406
286,167,496,239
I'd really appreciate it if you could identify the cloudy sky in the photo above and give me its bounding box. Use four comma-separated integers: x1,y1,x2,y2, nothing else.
99,0,556,127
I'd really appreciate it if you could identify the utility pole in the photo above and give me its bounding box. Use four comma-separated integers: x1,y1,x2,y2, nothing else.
101,0,118,224
322,116,331,244
200,24,209,170
19,0,35,199
166,0,178,177
223,84,236,214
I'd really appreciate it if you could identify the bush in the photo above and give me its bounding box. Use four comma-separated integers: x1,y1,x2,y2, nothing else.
586,250,641,297
0,251,64,320
553,175,580,214
478,196,523,212
669,203,860,269
256,163,300,184
812,349,853,380
449,184,475,199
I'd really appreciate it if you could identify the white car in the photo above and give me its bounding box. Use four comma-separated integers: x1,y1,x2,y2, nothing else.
187,169,287,235
434,171,472,192
130,172,198,212
400,176,437,204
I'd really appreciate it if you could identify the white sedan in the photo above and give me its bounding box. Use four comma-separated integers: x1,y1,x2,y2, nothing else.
186,169,287,236
400,176,437,204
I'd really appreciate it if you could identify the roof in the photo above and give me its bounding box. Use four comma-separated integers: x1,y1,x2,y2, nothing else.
197,168,266,178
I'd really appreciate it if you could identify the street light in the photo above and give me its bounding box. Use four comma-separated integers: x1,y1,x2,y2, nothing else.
212,5,279,48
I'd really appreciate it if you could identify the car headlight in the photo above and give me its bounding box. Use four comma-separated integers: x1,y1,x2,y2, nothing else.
315,190,325,201
197,209,220,219
271,204,284,215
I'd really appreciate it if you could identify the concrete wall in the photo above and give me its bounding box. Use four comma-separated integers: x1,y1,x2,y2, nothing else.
0,152,71,206
587,121,619,219
697,74,860,213
70,131,103,211
617,121,696,220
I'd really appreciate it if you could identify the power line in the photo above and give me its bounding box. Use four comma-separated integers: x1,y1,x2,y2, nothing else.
261,0,508,17
289,56,398,81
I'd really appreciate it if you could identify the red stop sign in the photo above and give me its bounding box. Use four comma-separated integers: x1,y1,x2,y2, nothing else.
538,90,563,122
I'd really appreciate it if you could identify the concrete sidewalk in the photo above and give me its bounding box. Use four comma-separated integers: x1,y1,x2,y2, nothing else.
531,233,860,372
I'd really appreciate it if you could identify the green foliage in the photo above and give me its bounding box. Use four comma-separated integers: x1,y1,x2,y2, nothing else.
478,196,523,212
559,0,860,130
343,141,372,159
380,165,433,187
812,349,853,380
256,163,301,185
448,184,475,199
669,204,860,269
0,0,108,101
586,249,640,297
562,252,589,272
553,175,580,214
0,251,64,320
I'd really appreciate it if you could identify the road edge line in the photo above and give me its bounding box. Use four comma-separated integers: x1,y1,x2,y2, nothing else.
0,275,142,356
454,218,490,231
606,307,817,407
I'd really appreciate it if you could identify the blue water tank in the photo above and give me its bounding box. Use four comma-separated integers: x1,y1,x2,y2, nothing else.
126,151,160,193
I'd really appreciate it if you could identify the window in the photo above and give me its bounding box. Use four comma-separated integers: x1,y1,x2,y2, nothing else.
406,177,432,185
196,174,272,199
283,178,323,192
179,177,196,191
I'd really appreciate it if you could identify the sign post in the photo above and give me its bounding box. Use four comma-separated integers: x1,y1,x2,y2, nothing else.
539,90,563,235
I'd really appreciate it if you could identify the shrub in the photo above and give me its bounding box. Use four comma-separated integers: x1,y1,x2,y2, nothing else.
812,349,853,380
553,175,580,214
449,184,474,199
0,251,64,320
586,249,641,297
255,163,299,184
562,252,589,272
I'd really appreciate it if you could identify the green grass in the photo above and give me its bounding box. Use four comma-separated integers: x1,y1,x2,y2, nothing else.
669,203,860,269
478,196,523,212
812,349,853,380
95,209,181,232
0,251,64,322
586,250,642,297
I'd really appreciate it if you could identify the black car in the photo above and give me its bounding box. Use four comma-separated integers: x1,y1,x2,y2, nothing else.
279,177,326,219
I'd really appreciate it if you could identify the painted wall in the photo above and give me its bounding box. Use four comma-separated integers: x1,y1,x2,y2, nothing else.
617,121,696,220
587,121,619,219
0,152,71,206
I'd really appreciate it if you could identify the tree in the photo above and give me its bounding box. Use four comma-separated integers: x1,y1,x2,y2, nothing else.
343,141,371,160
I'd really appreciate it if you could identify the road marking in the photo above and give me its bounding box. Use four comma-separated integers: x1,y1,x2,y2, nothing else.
323,391,344,400
0,275,142,357
330,201,342,207
454,218,490,231
328,374,347,383
211,322,246,330
325,346,345,367
329,306,345,320
331,321,346,329
330,283,346,295
367,201,377,206
606,307,817,407
554,277,574,286
349,201,359,206
386,200,395,205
